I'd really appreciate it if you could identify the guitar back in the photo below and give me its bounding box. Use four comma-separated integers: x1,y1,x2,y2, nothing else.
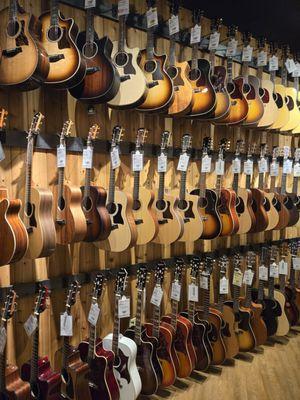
284,194,299,226
2,365,30,399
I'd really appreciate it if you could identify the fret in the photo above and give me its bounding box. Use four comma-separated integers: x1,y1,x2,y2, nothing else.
203,276,210,320
112,296,120,356
279,274,285,294
9,0,18,21
86,7,95,49
179,171,187,201
87,322,96,365
227,57,233,84
146,29,155,60
30,319,40,385
50,0,59,28
152,303,161,339
158,170,165,201
24,139,34,222
134,290,143,346
232,172,239,193
118,15,126,52
62,336,72,370
199,171,206,199
281,173,287,195
169,37,176,67
245,174,251,190
170,299,178,330
258,172,264,190
257,280,264,303
108,165,116,205
216,175,222,196
233,285,240,314
244,284,252,308
133,171,140,203
282,65,288,87
83,168,92,207
191,43,198,70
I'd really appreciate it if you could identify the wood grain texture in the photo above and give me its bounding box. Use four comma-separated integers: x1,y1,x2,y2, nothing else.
2,364,30,400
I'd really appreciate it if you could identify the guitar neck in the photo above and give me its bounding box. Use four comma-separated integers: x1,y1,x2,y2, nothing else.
118,15,126,52
9,0,18,21
258,172,264,190
191,43,198,70
292,175,299,195
227,57,233,83
281,173,287,195
86,7,95,48
233,285,240,314
158,171,165,201
242,61,249,85
169,37,176,67
134,290,143,345
217,293,225,312
25,138,34,219
188,300,195,324
62,335,71,371
244,284,252,308
108,165,116,204
216,174,223,196
268,276,275,299
232,173,239,193
112,296,120,356
282,65,288,86
199,171,206,198
152,303,161,339
279,273,286,293
146,28,155,60
50,0,59,27
133,171,140,202
179,171,187,200
83,167,92,201
270,175,276,192
290,263,296,289
245,174,251,190
209,50,216,71
30,318,39,385
170,299,178,330
203,279,210,320
87,320,97,365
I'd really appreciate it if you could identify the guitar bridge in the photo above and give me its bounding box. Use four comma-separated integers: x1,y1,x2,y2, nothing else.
147,81,159,88
86,66,101,75
56,219,66,226
3,47,22,57
49,54,65,63
158,219,168,225
120,75,131,82
135,219,143,225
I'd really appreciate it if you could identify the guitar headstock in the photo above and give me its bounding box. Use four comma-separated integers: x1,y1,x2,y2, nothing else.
294,148,300,163
202,136,213,156
278,146,291,160
190,257,200,283
115,268,128,296
181,134,192,153
219,256,228,277
218,138,230,160
2,289,17,322
235,139,245,157
169,0,179,16
204,256,214,276
227,25,238,39
65,281,80,313
160,130,171,152
87,124,100,147
242,31,252,47
91,274,105,302
257,37,267,51
260,143,268,158
111,125,124,148
270,42,279,56
270,245,279,263
59,120,73,146
146,0,156,10
246,251,256,270
137,266,148,292
233,252,242,272
135,128,147,151
27,112,44,139
174,258,184,284
34,285,49,316
272,146,279,161
210,17,222,33
154,261,166,286
0,108,8,130
192,9,204,25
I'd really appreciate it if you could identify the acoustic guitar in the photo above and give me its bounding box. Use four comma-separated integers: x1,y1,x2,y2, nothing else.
287,240,300,318
0,0,49,90
290,148,300,211
81,125,111,242
137,0,174,112
39,0,86,89
53,121,87,245
292,62,300,134
21,286,62,399
174,134,203,242
108,3,147,108
95,126,137,252
187,10,216,117
70,5,120,103
130,128,158,245
78,275,120,400
102,269,142,400
153,131,184,245
0,289,31,400
21,113,56,259
167,0,194,116
190,136,222,239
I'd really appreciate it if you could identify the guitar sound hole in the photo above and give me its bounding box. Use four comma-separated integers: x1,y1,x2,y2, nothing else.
82,196,92,212
7,19,21,37
243,83,251,94
144,60,157,73
47,25,63,42
259,87,265,98
25,202,33,217
189,68,200,81
82,41,98,59
133,199,141,211
156,199,167,211
199,197,208,208
263,197,271,212
58,197,65,211
178,199,188,211
167,66,178,79
236,197,245,214
227,82,235,94
107,202,117,215
115,52,129,67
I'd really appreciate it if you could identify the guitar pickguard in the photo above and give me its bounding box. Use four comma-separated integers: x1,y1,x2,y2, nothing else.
58,27,71,50
184,201,195,219
162,201,173,220
114,351,131,386
173,67,184,86
16,21,29,46
152,61,164,81
123,53,135,75
112,204,124,225
29,204,37,228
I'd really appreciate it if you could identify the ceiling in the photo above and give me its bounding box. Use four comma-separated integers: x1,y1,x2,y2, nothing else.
183,0,300,53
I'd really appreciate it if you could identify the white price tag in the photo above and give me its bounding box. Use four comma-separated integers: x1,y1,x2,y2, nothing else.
226,38,238,57
82,147,93,169
257,50,267,67
292,62,300,78
57,145,66,168
269,55,279,71
233,269,243,287
201,155,212,173
219,277,229,294
24,314,38,337
200,275,208,290
244,159,253,175
146,7,158,28
168,14,179,36
270,161,279,177
209,31,220,51
158,154,167,173
259,265,268,281
118,0,129,16
190,24,201,44
188,284,199,302
243,269,254,286
60,312,73,337
150,286,163,307
88,303,100,326
283,159,293,174
242,45,253,62
215,159,225,175
232,158,241,174
0,327,7,354
269,263,279,278
293,163,300,177
285,58,297,74
111,147,120,170
292,257,300,270
118,296,130,318
85,0,96,8
132,151,144,172
278,260,288,275
171,282,181,302
258,158,268,173
177,153,190,172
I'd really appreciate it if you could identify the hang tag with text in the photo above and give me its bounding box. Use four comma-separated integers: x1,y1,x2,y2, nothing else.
226,38,237,57
215,159,225,175
158,154,167,173
243,269,254,286
60,312,73,337
259,265,268,281
244,159,253,175
292,257,300,270
177,153,190,171
258,158,269,173
209,31,220,51
270,161,279,177
0,327,7,354
219,277,229,294
24,314,38,337
57,145,66,168
132,151,144,172
232,157,241,174
293,163,300,177
150,286,163,307
233,269,243,287
146,7,158,28
88,303,100,326
278,260,288,275
292,62,300,77
111,147,120,170
188,284,199,302
82,147,93,169
269,55,279,71
257,50,267,67
269,262,279,278
200,275,208,290
190,24,201,44
201,155,212,173
285,58,297,74
118,0,129,16
242,45,253,62
118,296,130,318
283,159,293,174
171,282,181,302
169,14,179,35
85,0,96,8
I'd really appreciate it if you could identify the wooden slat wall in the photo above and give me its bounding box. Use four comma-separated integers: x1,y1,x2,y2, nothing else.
0,1,299,388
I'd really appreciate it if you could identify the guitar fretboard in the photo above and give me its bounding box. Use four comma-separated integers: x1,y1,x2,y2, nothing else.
87,321,97,365
134,290,143,346
158,171,165,201
191,43,198,71
232,172,239,193
280,172,288,195
9,0,18,21
50,0,59,28
233,285,240,314
118,15,126,52
112,295,120,356
146,28,155,60
199,171,206,199
62,335,72,370
108,165,116,205
179,171,187,201
168,37,176,67
30,318,39,385
24,138,34,223
170,298,178,330
86,7,95,48
152,302,161,339
83,167,92,206
133,171,140,203
227,57,233,84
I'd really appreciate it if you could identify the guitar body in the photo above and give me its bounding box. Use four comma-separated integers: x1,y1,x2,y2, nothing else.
236,188,256,234
283,193,299,227
80,185,111,242
176,193,203,242
284,286,300,326
131,187,158,245
78,339,120,400
95,189,137,252
207,309,226,365
70,33,120,103
252,289,281,337
216,77,249,125
39,11,86,89
190,188,222,239
249,188,269,232
273,289,290,336
257,79,279,128
218,189,239,236
187,58,216,117
0,7,49,90
102,333,141,400
218,305,239,359
21,357,61,400
53,183,87,245
206,65,230,120
280,87,300,131
270,84,290,130
242,75,264,126
244,301,268,346
270,192,290,230
137,50,174,112
21,187,56,259
0,365,30,400
144,322,177,388
167,60,194,116
108,41,147,108
263,192,280,231
153,193,184,245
